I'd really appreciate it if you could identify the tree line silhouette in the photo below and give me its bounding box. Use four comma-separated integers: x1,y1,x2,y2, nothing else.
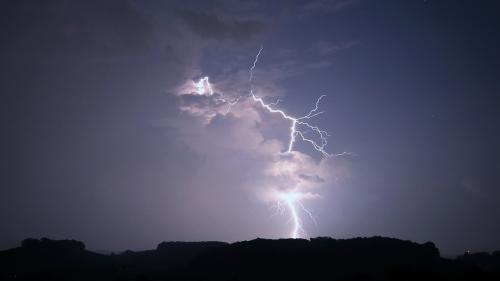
1,237,499,280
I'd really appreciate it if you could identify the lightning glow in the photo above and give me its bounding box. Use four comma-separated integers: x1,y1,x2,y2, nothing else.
276,191,304,238
193,76,213,95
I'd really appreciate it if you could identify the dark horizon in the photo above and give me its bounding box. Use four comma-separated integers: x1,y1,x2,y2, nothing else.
7,235,498,281
2,236,500,281
1,0,499,255
2,235,498,257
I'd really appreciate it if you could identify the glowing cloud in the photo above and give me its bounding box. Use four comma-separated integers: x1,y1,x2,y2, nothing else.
175,46,348,238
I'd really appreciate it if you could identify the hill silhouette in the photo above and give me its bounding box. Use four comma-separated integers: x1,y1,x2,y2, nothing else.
0,237,499,280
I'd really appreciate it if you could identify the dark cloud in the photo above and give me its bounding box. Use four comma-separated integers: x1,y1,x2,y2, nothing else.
177,9,268,42
0,0,153,57
299,174,325,183
300,0,360,18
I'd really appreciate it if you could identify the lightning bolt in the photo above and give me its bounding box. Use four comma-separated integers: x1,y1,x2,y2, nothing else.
190,45,350,238
247,46,329,238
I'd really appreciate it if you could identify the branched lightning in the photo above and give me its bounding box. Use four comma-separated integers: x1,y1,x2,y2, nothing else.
191,46,350,238
247,46,330,238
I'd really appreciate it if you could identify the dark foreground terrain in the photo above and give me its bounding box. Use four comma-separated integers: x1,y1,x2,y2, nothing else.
1,237,499,281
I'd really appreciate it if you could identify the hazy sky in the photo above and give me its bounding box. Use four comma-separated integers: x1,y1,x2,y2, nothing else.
1,0,499,254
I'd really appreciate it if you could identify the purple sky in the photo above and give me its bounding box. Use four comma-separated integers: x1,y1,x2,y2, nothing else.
1,0,499,255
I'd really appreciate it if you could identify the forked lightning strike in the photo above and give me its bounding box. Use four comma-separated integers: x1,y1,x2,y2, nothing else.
192,46,344,238
247,46,330,238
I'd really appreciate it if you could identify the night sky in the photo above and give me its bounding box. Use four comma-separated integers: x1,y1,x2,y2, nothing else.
1,0,499,255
